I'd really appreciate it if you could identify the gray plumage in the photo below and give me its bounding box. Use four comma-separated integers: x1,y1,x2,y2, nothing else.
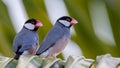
13,28,38,52
13,18,42,60
36,16,77,58
36,22,70,56
13,28,39,59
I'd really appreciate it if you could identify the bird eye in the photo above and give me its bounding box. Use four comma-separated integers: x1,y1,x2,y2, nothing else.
66,18,71,22
31,22,35,24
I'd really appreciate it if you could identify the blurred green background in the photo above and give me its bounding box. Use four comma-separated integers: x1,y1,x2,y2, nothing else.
0,0,120,59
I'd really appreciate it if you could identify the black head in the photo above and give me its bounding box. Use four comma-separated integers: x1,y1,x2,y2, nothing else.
25,19,37,25
56,16,78,28
24,18,42,31
57,16,72,22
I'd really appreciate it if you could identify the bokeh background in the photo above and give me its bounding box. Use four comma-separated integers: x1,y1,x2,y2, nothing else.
0,0,120,59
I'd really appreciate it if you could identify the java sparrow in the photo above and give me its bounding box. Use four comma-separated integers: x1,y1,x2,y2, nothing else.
36,16,78,58
13,19,43,60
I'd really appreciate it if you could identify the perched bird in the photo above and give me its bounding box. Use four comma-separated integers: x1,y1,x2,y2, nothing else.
13,19,43,60
36,16,78,58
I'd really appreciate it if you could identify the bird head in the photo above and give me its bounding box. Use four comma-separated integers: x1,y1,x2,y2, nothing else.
57,16,78,28
24,19,43,31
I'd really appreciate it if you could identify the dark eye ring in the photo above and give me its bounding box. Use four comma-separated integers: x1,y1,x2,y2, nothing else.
66,18,70,22
31,22,35,24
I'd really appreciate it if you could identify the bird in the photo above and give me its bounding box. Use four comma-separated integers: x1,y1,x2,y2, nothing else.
13,18,43,60
36,16,78,59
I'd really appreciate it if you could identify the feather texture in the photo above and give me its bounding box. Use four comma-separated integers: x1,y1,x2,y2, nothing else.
13,28,39,59
36,22,70,55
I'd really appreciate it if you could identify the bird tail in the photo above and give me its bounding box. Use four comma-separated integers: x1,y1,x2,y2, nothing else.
14,52,23,60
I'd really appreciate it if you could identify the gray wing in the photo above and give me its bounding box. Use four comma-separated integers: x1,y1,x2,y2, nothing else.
13,30,38,53
19,33,38,52
13,35,21,53
36,25,65,55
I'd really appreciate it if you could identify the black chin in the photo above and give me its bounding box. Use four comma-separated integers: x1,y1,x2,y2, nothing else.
68,24,72,28
33,28,38,31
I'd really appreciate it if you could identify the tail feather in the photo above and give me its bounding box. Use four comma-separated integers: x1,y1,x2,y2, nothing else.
14,52,23,60
14,45,22,60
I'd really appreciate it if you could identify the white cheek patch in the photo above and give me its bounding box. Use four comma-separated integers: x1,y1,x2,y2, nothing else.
24,23,35,30
59,20,70,27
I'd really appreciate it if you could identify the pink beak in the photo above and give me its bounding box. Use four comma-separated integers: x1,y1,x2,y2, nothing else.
35,20,43,28
70,18,78,25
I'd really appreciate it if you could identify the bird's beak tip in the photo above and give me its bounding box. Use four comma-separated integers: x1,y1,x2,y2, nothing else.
71,18,78,25
36,21,43,28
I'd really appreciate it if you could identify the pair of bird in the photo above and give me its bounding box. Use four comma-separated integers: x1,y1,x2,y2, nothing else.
13,16,78,60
